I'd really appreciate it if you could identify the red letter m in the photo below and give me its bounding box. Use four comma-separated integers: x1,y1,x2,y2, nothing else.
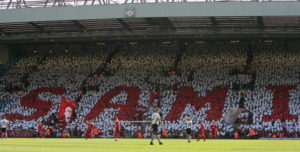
165,86,228,121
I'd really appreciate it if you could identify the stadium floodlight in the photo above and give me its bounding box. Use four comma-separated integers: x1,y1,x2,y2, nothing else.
96,42,105,46
264,39,273,43
230,40,240,43
129,42,138,45
195,40,205,44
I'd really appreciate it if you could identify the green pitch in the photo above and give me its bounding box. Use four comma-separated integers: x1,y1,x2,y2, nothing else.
0,138,300,152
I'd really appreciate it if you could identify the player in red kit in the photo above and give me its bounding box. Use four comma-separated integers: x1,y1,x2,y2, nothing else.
86,122,95,139
210,121,218,139
114,116,121,141
197,121,206,142
38,121,44,138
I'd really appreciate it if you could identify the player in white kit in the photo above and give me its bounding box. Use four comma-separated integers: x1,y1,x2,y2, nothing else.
185,116,192,143
1,116,9,138
150,108,164,145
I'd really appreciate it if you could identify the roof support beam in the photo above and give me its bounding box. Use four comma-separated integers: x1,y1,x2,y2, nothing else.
29,22,47,33
83,0,88,5
44,0,49,7
52,0,64,7
22,0,28,8
145,18,155,26
210,17,218,31
257,16,264,31
0,29,7,36
145,18,176,31
161,17,176,31
6,0,12,9
72,20,87,33
117,19,131,32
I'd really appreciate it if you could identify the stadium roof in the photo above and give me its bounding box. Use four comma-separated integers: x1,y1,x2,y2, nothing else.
1,16,300,42
0,1,300,43
1,0,299,10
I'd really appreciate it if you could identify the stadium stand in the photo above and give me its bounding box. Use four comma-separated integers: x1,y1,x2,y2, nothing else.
0,41,299,138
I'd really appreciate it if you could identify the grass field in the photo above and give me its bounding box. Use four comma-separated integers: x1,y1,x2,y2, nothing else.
1,138,300,152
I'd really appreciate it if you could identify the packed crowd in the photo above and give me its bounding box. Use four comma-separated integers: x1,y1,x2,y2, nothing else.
0,41,299,138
